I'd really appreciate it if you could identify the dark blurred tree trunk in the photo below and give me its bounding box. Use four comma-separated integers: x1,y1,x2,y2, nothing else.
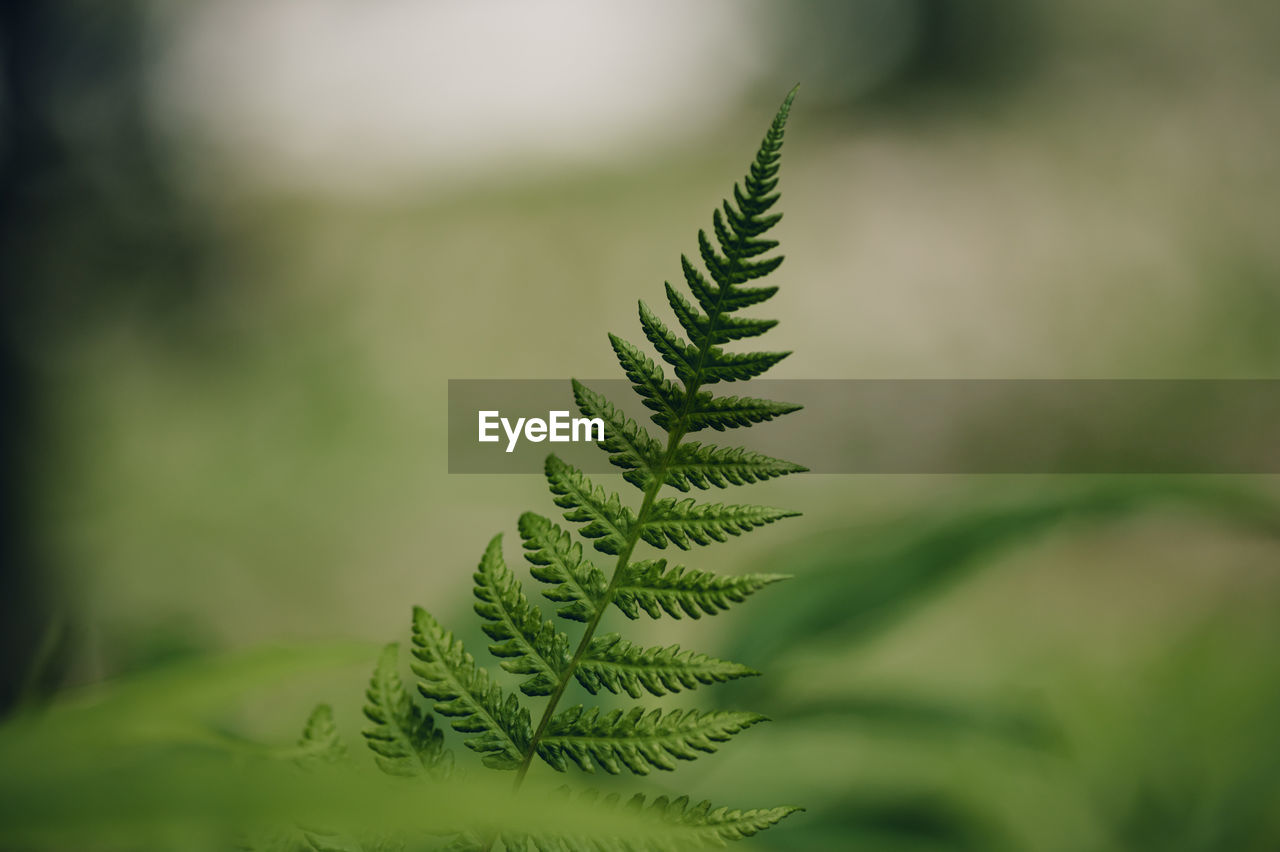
0,0,212,713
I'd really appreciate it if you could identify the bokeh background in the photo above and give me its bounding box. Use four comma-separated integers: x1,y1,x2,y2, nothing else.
3,1,1279,849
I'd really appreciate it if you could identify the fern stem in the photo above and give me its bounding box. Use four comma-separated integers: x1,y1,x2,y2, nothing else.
482,436,684,852
509,255,743,796
510,428,682,791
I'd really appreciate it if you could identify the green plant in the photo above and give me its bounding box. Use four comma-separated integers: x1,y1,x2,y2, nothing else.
287,89,808,850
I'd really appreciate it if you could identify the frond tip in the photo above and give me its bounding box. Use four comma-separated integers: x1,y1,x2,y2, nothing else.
296,704,346,769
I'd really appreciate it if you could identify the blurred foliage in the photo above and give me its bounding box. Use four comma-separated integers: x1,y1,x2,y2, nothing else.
726,477,1280,668
762,0,1042,108
0,643,724,852
4,479,1276,849
714,477,1280,850
2,0,1279,848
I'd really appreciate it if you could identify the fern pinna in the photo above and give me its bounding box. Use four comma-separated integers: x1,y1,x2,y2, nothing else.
298,89,805,851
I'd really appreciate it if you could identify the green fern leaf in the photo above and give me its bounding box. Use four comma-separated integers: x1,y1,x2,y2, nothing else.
410,607,532,769
613,560,787,620
570,380,661,490
697,229,783,287
518,512,608,622
362,643,452,778
608,333,684,429
663,282,778,347
640,794,801,847
637,300,790,385
707,281,780,314
638,498,798,550
678,254,724,318
637,301,700,385
523,790,801,851
545,456,634,555
682,391,802,432
575,634,757,698
296,704,346,769
665,442,806,491
536,707,766,775
473,534,571,696
697,349,792,384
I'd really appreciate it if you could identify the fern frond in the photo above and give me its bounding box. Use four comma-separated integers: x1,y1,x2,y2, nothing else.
411,607,532,769
608,334,684,429
570,380,661,490
363,643,452,778
663,282,777,346
640,794,801,848
575,634,757,698
682,391,802,432
613,560,787,620
296,704,346,769
545,456,634,555
522,790,800,852
473,535,571,696
697,229,783,287
518,512,608,623
637,301,790,385
637,301,699,386
665,443,806,491
698,349,791,384
536,707,766,775
289,89,805,849
638,498,798,550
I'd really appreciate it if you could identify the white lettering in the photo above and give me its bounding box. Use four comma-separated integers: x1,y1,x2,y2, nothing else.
479,410,606,453
549,410,570,442
478,411,500,443
501,416,526,453
574,417,605,442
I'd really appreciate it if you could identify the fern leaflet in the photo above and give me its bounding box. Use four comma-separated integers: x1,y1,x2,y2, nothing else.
576,634,758,698
411,607,532,770
612,560,788,620
519,512,608,623
363,643,453,778
474,535,572,696
536,707,766,775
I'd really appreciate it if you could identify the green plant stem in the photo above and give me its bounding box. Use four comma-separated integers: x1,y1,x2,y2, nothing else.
478,435,683,852
509,426,683,793
508,283,735,796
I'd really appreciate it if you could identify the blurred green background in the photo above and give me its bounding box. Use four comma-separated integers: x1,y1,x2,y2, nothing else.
2,1,1279,849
